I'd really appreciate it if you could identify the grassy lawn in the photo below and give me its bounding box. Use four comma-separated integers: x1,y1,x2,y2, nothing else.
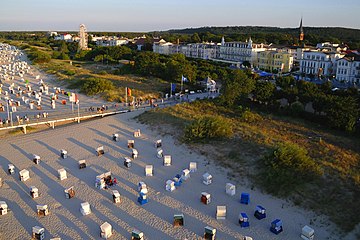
6,40,170,102
41,59,169,101
137,99,360,233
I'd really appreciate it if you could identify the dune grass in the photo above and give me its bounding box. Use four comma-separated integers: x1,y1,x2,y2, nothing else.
137,99,360,233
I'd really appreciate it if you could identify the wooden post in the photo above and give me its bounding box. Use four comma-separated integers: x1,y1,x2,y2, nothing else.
22,126,27,134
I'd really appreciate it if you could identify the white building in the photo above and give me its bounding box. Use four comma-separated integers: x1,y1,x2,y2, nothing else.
47,31,58,37
54,33,73,42
96,38,129,47
152,41,177,55
316,42,347,52
299,50,345,77
182,43,218,60
219,37,267,65
335,54,360,84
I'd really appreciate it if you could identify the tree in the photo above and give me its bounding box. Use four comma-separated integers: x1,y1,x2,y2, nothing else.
81,78,114,96
185,115,233,141
254,81,275,103
324,95,359,132
191,33,201,43
262,142,322,195
220,69,255,106
276,76,295,89
312,93,330,115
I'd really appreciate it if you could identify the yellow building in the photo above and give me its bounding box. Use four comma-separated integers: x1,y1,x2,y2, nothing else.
255,50,294,73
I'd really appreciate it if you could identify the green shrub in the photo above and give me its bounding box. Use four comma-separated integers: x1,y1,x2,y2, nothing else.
52,51,61,59
63,70,76,76
239,109,262,123
59,51,70,60
261,142,322,196
98,70,108,75
28,50,51,63
289,101,304,116
185,115,233,141
81,78,114,96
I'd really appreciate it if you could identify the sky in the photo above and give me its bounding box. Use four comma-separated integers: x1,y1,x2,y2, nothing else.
0,0,359,32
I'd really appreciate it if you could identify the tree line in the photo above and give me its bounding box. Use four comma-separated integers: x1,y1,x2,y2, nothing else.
221,72,360,133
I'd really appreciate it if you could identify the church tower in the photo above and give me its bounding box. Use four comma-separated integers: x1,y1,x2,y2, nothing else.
299,17,304,41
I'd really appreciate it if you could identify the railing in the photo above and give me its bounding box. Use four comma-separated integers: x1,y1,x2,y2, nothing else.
0,99,177,133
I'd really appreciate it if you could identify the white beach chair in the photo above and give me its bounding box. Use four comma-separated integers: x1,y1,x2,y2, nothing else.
32,226,45,240
166,180,176,192
301,225,315,240
0,201,8,215
128,140,135,148
112,190,121,203
8,164,15,175
157,149,163,159
96,146,104,156
145,165,153,176
163,155,171,166
37,204,49,216
30,186,39,198
80,202,91,216
216,206,226,220
112,133,119,142
181,169,190,181
33,154,40,164
226,183,236,196
189,162,197,172
134,129,141,138
58,169,67,180
203,173,212,185
100,222,112,239
60,149,67,159
131,230,144,240
78,160,86,169
19,169,30,181
132,148,138,159
155,139,162,148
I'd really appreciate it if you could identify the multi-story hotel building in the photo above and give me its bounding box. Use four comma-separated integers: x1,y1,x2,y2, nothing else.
219,37,267,66
255,50,294,73
335,54,360,84
299,50,344,77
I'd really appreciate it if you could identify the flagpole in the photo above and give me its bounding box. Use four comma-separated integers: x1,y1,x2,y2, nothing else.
125,87,128,106
181,76,183,93
77,101,80,123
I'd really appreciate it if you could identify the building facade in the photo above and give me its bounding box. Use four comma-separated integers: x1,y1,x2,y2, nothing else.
153,41,178,55
335,54,360,84
96,38,128,47
219,38,267,65
299,50,344,77
181,43,218,60
255,50,294,73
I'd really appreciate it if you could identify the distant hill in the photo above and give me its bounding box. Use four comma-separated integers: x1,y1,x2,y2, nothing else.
154,26,360,49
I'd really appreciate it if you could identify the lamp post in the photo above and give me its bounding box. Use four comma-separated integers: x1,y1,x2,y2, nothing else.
5,97,10,121
77,101,80,123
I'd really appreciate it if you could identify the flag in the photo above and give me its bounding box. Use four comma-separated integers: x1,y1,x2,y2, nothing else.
72,93,79,103
181,75,188,82
127,87,132,96
171,83,176,92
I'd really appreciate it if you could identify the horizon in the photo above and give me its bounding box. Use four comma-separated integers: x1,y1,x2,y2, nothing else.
1,0,359,32
0,25,359,34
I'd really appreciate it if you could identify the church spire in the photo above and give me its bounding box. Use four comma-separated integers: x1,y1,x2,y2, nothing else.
299,17,304,41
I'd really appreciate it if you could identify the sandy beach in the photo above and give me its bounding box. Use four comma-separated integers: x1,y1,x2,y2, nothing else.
0,43,347,240
0,108,344,240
